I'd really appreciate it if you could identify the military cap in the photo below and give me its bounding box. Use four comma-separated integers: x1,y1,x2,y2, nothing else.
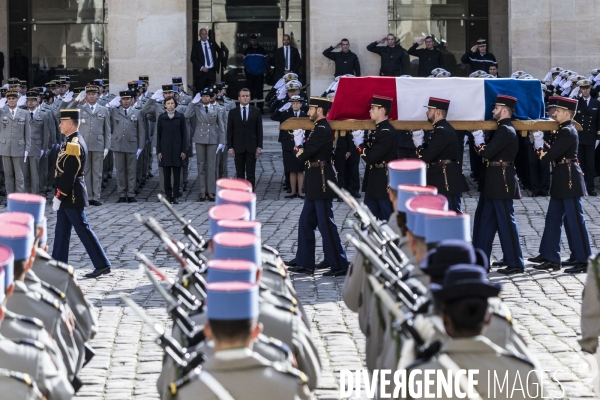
0,244,13,290
216,189,256,219
284,73,299,82
208,204,250,237
495,94,517,109
162,84,174,93
217,220,261,237
430,264,501,302
421,240,488,279
216,178,253,194
424,97,450,111
388,159,427,189
308,96,332,111
25,91,38,99
201,87,213,96
206,281,259,321
554,96,578,112
58,80,67,86
102,79,109,87
139,75,149,83
590,69,600,76
172,77,183,84
578,79,593,88
0,222,33,262
60,109,80,121
92,79,103,85
216,81,227,89
550,67,563,74
213,232,260,266
249,34,258,39
119,90,133,98
469,70,487,78
371,95,393,109
436,71,451,78
0,89,7,96
411,208,454,238
476,38,487,45
85,85,99,93
7,78,20,85
430,68,446,76
59,75,70,82
5,90,18,98
288,95,303,103
72,87,84,95
285,81,301,91
216,95,224,102
0,212,34,233
45,82,56,89
6,193,46,224
405,194,448,235
207,259,257,284
19,80,27,87
127,82,138,91
546,96,559,108
424,211,471,244
396,184,438,212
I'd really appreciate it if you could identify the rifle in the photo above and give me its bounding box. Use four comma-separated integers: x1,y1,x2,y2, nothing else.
328,181,408,267
120,295,207,373
147,216,206,269
157,193,206,252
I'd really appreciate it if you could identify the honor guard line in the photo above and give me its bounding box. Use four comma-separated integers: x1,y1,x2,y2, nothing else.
280,117,583,136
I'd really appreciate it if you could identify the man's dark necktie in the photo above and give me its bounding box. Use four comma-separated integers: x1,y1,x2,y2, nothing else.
204,42,210,67
243,107,247,122
30,112,34,120
205,106,209,113
125,109,128,116
285,47,289,70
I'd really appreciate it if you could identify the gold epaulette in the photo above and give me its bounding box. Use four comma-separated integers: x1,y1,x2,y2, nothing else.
65,137,81,156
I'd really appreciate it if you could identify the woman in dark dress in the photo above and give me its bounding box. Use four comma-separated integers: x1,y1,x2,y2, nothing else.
157,97,188,204
270,96,306,198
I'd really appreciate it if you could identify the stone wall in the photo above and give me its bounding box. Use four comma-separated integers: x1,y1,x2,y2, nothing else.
508,0,600,79
306,0,388,97
489,0,509,77
107,0,189,93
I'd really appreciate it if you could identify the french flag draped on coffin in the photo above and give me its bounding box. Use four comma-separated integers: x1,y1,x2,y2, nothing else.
327,77,546,121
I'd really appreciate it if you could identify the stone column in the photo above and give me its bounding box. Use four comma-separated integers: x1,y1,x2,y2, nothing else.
489,0,509,77
306,0,388,97
107,0,189,93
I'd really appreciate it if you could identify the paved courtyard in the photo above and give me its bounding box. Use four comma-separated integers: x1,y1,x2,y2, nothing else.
27,120,600,399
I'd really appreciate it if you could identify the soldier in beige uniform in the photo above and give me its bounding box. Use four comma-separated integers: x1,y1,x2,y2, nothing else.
0,90,31,194
185,87,226,201
24,91,50,194
108,90,145,203
407,265,541,399
170,281,311,400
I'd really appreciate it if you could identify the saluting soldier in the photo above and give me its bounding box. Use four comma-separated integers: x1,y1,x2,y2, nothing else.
414,97,469,213
24,90,51,195
172,77,192,105
0,90,31,195
286,97,349,276
529,96,591,274
471,94,525,275
574,79,600,196
356,95,398,220
72,85,111,206
108,91,145,203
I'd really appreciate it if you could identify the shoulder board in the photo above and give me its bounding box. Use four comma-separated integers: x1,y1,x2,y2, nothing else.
0,369,34,387
490,299,512,324
40,109,47,113
260,298,296,314
65,138,81,156
17,315,45,330
259,284,297,306
47,259,74,276
40,295,60,310
272,362,308,384
263,260,286,278
258,334,293,356
15,338,45,351
170,367,200,394
38,280,67,301
262,244,279,257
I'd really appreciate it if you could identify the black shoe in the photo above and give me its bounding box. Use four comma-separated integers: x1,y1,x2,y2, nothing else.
564,263,587,273
288,266,314,275
562,257,577,266
496,266,524,275
127,197,137,203
197,196,206,202
532,261,561,271
351,192,361,199
492,258,507,267
316,260,330,270
172,197,180,204
90,200,103,206
527,254,547,263
207,195,215,202
323,269,348,277
103,177,109,183
182,186,187,192
285,258,297,267
540,192,549,196
298,195,305,199
169,196,174,204
284,193,298,199
589,190,598,196
147,172,154,178
117,197,127,203
134,188,140,194
84,266,111,278
101,184,106,189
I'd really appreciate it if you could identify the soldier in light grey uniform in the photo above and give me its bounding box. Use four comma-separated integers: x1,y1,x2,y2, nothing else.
0,90,31,194
0,368,45,400
72,85,111,205
170,281,311,400
37,89,58,194
24,91,51,194
173,77,192,106
108,90,145,203
185,87,226,201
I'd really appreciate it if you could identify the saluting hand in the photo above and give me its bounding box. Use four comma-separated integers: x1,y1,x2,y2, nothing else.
334,42,342,49
470,45,478,53
417,38,425,45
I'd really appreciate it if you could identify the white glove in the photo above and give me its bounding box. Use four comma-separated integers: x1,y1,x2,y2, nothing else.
351,130,364,146
108,95,121,108
596,140,599,149
216,144,225,154
292,129,304,146
75,91,86,103
532,131,544,149
570,87,580,98
24,151,28,163
472,130,485,146
277,89,287,100
52,197,61,212
63,92,73,102
412,129,424,147
151,89,163,101
278,102,292,112
40,149,44,157
104,149,109,158
136,149,142,159
192,93,201,104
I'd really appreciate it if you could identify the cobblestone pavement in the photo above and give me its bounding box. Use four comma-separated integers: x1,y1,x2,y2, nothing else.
26,120,600,399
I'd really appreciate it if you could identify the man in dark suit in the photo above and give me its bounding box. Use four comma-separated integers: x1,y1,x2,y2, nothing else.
574,79,600,196
190,28,222,94
227,88,263,190
273,34,302,82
